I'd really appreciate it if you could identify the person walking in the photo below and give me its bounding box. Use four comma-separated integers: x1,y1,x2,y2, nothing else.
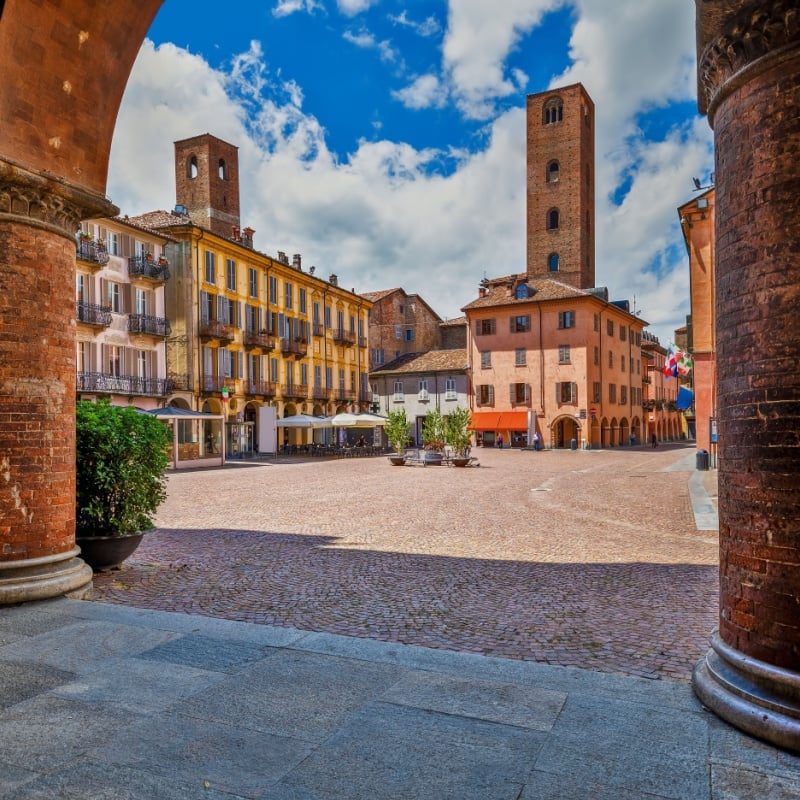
533,431,541,451
496,433,503,449
651,432,658,448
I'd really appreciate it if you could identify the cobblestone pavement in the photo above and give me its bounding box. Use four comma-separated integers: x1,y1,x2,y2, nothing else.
90,443,719,683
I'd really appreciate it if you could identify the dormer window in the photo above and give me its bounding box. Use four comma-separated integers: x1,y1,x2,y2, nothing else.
515,284,534,300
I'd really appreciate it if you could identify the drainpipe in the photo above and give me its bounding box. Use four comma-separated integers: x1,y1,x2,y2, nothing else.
194,228,204,411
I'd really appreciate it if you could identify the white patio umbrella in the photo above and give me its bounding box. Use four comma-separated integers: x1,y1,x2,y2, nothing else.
276,414,333,428
330,412,387,427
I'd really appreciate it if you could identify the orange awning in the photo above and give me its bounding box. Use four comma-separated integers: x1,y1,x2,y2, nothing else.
496,412,529,431
469,411,529,431
469,412,501,431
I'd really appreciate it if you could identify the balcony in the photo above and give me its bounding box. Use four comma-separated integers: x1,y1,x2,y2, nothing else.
201,376,236,394
199,320,235,343
312,322,324,337
169,374,191,391
334,390,354,404
358,336,367,348
76,302,112,327
312,386,333,401
128,314,171,337
76,239,109,268
128,256,170,282
332,328,356,347
281,383,309,400
243,330,275,352
280,338,308,359
244,380,277,398
77,372,172,397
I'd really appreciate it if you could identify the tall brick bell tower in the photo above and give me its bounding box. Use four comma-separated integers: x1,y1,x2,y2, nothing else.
174,134,241,238
526,83,595,290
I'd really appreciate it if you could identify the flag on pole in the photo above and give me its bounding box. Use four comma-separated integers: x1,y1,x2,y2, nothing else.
676,386,694,410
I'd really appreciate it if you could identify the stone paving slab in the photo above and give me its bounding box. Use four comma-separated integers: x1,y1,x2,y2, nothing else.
1,598,799,799
90,444,719,683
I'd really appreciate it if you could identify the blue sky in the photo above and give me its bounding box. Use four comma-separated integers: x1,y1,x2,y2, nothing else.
108,0,714,343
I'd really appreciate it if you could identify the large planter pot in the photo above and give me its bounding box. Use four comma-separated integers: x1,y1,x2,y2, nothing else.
388,454,406,466
451,457,471,467
76,532,145,572
423,451,443,465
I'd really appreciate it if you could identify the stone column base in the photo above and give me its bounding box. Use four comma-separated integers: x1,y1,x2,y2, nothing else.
0,548,93,604
693,630,800,753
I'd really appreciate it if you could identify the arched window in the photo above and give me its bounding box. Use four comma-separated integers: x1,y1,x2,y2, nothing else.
543,97,563,125
548,253,560,272
218,158,227,180
547,160,559,183
547,208,560,230
188,156,198,179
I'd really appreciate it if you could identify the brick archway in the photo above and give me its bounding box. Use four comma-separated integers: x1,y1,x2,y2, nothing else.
0,0,163,601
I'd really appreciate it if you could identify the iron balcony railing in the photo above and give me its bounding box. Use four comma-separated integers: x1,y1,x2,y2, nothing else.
199,320,235,342
76,302,112,327
279,338,308,358
332,328,356,346
312,386,332,401
244,380,277,398
312,322,324,337
169,374,191,391
128,314,171,337
76,239,109,266
201,376,236,394
243,330,275,351
128,256,170,281
281,384,309,400
76,372,172,396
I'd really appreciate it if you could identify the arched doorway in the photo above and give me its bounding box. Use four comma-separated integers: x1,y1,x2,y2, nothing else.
552,415,581,449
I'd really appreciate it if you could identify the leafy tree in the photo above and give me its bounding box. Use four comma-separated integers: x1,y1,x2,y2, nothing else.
384,408,410,454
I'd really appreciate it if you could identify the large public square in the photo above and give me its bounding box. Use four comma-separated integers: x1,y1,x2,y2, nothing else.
92,442,719,683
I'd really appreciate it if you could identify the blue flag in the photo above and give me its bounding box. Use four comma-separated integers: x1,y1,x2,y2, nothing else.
676,386,693,410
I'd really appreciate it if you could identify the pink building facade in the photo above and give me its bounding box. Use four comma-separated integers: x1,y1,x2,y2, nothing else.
463,274,647,449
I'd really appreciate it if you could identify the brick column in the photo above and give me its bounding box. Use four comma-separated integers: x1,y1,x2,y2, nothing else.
692,1,800,752
0,160,116,603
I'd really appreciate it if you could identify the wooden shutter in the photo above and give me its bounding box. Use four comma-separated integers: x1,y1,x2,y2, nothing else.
200,291,210,321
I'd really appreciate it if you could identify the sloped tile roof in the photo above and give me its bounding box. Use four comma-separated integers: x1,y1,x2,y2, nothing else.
370,349,468,376
461,275,589,311
360,288,402,303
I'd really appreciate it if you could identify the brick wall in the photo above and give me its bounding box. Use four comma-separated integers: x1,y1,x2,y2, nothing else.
714,60,800,671
526,84,595,290
0,222,76,561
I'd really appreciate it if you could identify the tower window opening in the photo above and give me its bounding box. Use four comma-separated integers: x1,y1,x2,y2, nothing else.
543,98,563,125
547,208,560,230
218,158,227,180
188,156,198,179
548,253,559,272
547,160,559,183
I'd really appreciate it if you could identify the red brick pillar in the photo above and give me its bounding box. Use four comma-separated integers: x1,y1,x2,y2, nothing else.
692,2,800,752
0,160,115,602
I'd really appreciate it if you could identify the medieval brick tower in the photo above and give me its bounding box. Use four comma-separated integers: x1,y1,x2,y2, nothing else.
526,83,595,290
174,133,241,238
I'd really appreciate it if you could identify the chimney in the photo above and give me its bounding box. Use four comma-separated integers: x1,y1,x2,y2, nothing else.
277,251,288,265
329,274,338,286
479,287,488,298
292,253,302,270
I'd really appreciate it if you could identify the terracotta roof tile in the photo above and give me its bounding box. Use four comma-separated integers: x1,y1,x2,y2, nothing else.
461,275,591,311
371,349,468,376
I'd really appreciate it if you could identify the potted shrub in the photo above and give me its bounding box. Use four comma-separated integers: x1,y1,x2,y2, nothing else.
75,399,171,571
384,408,410,466
421,407,446,465
445,407,473,466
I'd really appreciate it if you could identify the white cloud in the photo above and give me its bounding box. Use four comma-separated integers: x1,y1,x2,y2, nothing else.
392,74,448,110
272,0,324,18
337,0,378,17
389,11,441,38
442,0,563,119
342,27,398,63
